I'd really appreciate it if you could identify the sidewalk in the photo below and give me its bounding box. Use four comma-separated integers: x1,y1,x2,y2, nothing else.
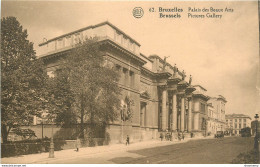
1,136,214,164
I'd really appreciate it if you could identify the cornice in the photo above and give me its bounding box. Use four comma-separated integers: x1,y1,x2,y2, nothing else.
193,93,210,101
40,38,147,66
39,21,141,47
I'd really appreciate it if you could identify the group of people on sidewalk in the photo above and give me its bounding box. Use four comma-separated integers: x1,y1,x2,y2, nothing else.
159,131,195,141
75,131,194,152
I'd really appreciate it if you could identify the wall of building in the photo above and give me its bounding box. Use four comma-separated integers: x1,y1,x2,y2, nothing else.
30,22,230,144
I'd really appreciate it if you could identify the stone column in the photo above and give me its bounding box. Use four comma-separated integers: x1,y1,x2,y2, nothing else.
178,114,181,130
188,98,192,132
166,102,169,130
181,96,185,131
172,93,177,131
162,89,167,131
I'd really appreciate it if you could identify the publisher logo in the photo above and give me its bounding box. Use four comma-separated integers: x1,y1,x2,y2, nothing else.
133,7,144,18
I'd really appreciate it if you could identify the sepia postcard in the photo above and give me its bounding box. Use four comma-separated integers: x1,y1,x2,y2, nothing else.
1,0,260,166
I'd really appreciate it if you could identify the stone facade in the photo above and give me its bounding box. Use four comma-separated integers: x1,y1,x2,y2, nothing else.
34,21,226,143
207,95,227,135
226,114,251,135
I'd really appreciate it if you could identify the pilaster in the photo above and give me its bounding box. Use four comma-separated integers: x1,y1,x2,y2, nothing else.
161,88,167,131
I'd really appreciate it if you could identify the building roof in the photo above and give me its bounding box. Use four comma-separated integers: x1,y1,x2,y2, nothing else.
39,21,141,47
140,53,153,63
209,95,227,103
217,95,227,103
225,114,251,120
193,85,207,91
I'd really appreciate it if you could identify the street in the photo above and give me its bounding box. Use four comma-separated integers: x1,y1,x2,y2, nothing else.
48,137,254,164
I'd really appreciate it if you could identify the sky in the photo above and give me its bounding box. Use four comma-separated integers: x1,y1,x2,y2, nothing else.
2,1,260,119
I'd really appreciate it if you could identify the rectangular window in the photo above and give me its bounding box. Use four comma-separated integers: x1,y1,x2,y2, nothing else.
239,119,241,122
130,71,135,88
235,124,237,128
243,124,246,128
200,103,206,113
243,119,246,122
239,124,241,128
115,65,121,71
115,65,122,84
123,68,128,86
235,119,237,122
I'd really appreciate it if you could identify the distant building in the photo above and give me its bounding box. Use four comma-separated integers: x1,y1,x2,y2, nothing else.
206,103,218,135
207,95,227,135
225,114,251,135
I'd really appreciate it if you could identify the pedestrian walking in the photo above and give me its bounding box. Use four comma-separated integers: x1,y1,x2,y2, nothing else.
75,137,81,152
166,133,170,141
182,132,185,140
126,135,130,145
160,133,164,141
178,132,181,141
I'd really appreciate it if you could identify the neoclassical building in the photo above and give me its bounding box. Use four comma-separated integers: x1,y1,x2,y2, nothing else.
207,95,227,135
226,114,251,135
37,21,225,143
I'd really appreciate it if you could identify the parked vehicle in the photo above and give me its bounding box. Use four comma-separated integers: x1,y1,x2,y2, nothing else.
240,127,251,137
215,131,224,138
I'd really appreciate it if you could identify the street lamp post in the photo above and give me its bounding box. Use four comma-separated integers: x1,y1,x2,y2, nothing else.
254,114,259,152
230,125,233,136
205,121,207,137
121,119,124,143
42,120,44,139
49,122,54,158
